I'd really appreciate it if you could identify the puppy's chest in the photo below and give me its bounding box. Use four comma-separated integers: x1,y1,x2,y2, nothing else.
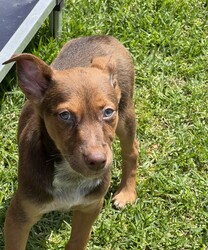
42,161,101,213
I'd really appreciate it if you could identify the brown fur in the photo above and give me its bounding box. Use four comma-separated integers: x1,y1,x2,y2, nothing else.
3,35,138,250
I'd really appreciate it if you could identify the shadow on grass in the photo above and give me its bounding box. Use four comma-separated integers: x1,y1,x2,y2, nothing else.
0,66,17,104
28,211,72,249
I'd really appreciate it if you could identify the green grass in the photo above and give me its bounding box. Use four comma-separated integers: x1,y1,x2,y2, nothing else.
0,0,208,249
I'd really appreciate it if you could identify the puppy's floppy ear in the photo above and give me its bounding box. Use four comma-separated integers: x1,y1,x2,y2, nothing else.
91,56,118,88
91,56,121,101
3,54,53,103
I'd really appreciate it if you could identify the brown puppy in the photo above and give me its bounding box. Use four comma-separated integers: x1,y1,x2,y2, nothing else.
3,35,138,250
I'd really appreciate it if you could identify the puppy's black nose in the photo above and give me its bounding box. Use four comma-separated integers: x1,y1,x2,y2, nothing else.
84,151,107,170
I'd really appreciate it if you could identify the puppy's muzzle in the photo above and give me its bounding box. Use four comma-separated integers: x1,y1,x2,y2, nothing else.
84,151,107,171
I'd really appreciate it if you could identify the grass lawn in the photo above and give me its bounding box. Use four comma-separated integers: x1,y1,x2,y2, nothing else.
0,0,207,249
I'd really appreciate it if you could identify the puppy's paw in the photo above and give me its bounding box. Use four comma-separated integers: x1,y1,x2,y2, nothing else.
112,188,137,209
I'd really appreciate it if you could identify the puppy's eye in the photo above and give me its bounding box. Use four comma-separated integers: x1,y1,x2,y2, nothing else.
103,108,115,119
59,111,72,121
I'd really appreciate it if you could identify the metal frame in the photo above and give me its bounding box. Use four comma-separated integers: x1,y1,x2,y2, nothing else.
49,0,64,37
0,0,64,83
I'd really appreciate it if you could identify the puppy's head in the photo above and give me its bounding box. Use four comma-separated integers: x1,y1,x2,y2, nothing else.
4,54,121,178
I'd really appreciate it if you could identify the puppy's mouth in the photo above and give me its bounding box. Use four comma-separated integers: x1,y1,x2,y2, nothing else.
64,153,112,178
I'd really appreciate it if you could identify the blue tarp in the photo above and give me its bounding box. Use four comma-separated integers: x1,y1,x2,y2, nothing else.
0,0,38,50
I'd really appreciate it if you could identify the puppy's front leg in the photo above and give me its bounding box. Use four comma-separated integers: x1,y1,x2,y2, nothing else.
113,104,138,209
4,194,42,250
65,200,103,250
